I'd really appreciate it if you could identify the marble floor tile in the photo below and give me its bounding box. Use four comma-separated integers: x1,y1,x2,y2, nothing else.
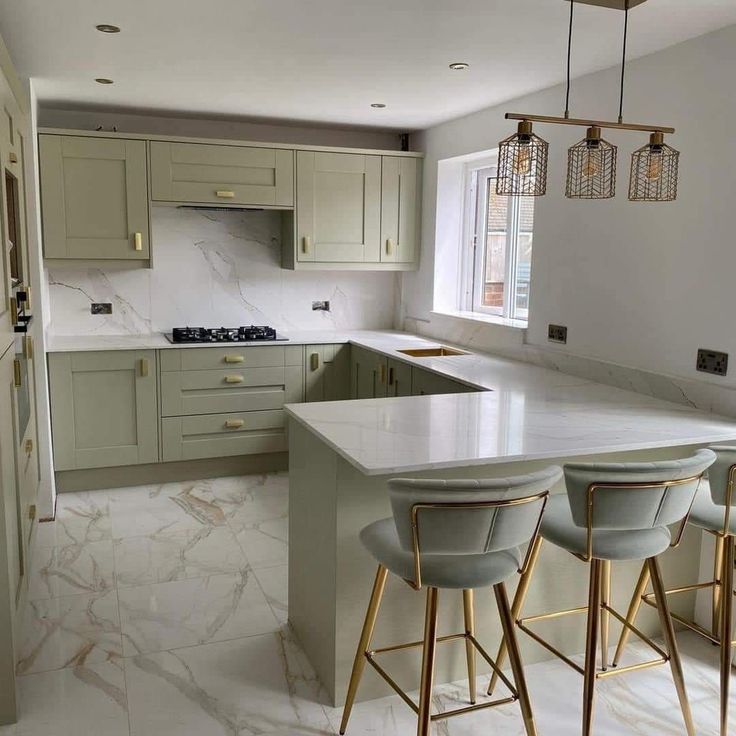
208,473,289,527
35,492,111,548
28,540,115,600
125,628,331,736
114,526,247,587
232,517,288,570
0,660,129,736
110,482,227,540
254,564,288,624
16,590,122,676
117,569,279,655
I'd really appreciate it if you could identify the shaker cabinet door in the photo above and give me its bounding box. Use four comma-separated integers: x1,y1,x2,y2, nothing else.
304,344,350,402
296,151,381,263
381,156,420,264
48,350,159,470
39,135,149,260
350,346,388,399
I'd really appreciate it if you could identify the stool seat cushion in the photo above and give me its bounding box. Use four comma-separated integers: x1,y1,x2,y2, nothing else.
360,518,522,589
689,480,735,534
540,495,672,561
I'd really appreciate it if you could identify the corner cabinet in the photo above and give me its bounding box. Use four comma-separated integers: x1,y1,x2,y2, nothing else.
48,350,159,470
305,344,350,402
38,135,150,261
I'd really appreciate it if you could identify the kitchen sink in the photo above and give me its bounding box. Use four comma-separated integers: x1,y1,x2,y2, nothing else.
397,346,468,358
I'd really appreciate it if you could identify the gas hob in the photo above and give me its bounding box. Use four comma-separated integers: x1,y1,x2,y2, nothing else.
165,326,288,344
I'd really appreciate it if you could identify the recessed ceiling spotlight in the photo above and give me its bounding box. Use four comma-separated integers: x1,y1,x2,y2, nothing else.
95,24,120,33
95,78,114,85
371,103,386,108
449,62,470,70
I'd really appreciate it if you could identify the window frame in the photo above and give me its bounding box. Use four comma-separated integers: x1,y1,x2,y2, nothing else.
462,159,531,323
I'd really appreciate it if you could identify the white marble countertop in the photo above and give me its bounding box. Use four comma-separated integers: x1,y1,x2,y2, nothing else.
285,385,736,475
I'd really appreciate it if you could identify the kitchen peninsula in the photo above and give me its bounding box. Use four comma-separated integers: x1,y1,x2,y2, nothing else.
284,335,736,707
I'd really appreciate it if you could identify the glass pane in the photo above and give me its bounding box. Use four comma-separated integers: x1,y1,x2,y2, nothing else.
514,197,535,318
481,182,507,310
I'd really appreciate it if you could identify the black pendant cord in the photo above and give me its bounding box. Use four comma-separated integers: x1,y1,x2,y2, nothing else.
618,0,629,124
564,0,574,119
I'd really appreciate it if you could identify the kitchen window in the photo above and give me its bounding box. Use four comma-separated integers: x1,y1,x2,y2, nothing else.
463,164,534,322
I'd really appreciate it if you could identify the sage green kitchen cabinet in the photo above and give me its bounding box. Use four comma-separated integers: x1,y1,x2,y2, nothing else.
39,135,150,260
305,344,350,402
350,345,388,399
411,367,474,396
48,350,159,471
386,358,412,397
381,157,421,264
296,151,381,264
150,141,294,207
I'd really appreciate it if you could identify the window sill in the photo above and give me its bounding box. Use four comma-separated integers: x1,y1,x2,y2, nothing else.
431,309,527,332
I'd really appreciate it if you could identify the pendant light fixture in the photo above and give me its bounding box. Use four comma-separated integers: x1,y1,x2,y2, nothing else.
497,0,680,202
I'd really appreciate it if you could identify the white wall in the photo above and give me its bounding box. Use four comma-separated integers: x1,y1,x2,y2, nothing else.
404,24,736,389
46,208,397,336
39,107,403,151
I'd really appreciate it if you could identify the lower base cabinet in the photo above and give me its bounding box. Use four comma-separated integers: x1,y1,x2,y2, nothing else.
305,344,350,401
411,367,474,395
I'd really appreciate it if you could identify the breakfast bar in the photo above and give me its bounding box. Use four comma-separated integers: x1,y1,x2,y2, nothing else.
285,359,736,707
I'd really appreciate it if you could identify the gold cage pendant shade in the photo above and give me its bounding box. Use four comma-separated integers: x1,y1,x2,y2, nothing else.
566,126,617,199
496,121,549,197
629,131,680,202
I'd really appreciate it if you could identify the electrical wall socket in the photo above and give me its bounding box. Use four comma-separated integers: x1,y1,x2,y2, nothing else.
312,300,330,311
90,303,112,315
548,324,568,344
696,348,728,376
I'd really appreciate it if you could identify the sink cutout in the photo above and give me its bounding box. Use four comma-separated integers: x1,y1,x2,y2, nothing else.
397,346,468,358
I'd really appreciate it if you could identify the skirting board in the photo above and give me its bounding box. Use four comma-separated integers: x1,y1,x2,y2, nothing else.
55,452,288,493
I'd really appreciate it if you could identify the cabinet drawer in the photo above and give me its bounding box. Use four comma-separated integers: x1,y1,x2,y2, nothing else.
162,410,286,461
160,345,290,372
150,141,294,207
161,365,303,416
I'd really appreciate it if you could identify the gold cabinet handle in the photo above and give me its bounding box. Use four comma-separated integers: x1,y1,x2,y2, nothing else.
134,232,143,251
25,439,33,455
225,375,244,384
216,190,235,198
302,236,311,254
23,286,31,311
24,335,33,360
386,238,395,256
378,363,386,384
9,296,17,326
224,355,244,364
225,419,245,429
139,358,149,377
13,359,21,387
8,151,17,164
310,352,320,371
29,504,36,521
388,366,394,386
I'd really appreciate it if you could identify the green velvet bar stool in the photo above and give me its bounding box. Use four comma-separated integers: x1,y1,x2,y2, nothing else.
339,466,563,736
488,449,715,736
614,445,736,736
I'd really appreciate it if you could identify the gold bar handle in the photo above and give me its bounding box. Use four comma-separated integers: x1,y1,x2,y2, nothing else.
24,335,33,360
310,352,320,371
28,504,36,521
224,355,244,364
134,232,143,251
9,296,17,326
225,375,244,384
388,366,394,386
25,439,33,455
302,236,311,254
225,419,245,429
13,359,21,387
8,151,17,164
25,286,31,311
216,190,235,198
386,238,394,256
139,358,149,377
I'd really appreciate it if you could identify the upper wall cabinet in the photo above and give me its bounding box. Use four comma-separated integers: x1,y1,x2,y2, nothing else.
150,141,294,207
39,135,150,260
296,151,381,264
381,156,421,265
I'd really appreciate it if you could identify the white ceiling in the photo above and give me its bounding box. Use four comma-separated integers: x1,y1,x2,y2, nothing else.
1,0,735,130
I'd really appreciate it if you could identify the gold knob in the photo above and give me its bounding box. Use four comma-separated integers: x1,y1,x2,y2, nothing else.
225,419,244,429
224,375,244,384
224,355,244,364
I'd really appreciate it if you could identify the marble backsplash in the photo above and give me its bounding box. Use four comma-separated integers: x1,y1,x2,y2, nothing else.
46,208,398,335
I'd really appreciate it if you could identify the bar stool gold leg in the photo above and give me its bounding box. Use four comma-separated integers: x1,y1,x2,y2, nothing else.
583,559,602,736
340,565,389,735
713,534,725,639
719,536,734,736
495,581,538,736
600,560,612,670
612,562,650,668
417,587,439,736
462,589,476,704
488,535,544,695
647,556,696,736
